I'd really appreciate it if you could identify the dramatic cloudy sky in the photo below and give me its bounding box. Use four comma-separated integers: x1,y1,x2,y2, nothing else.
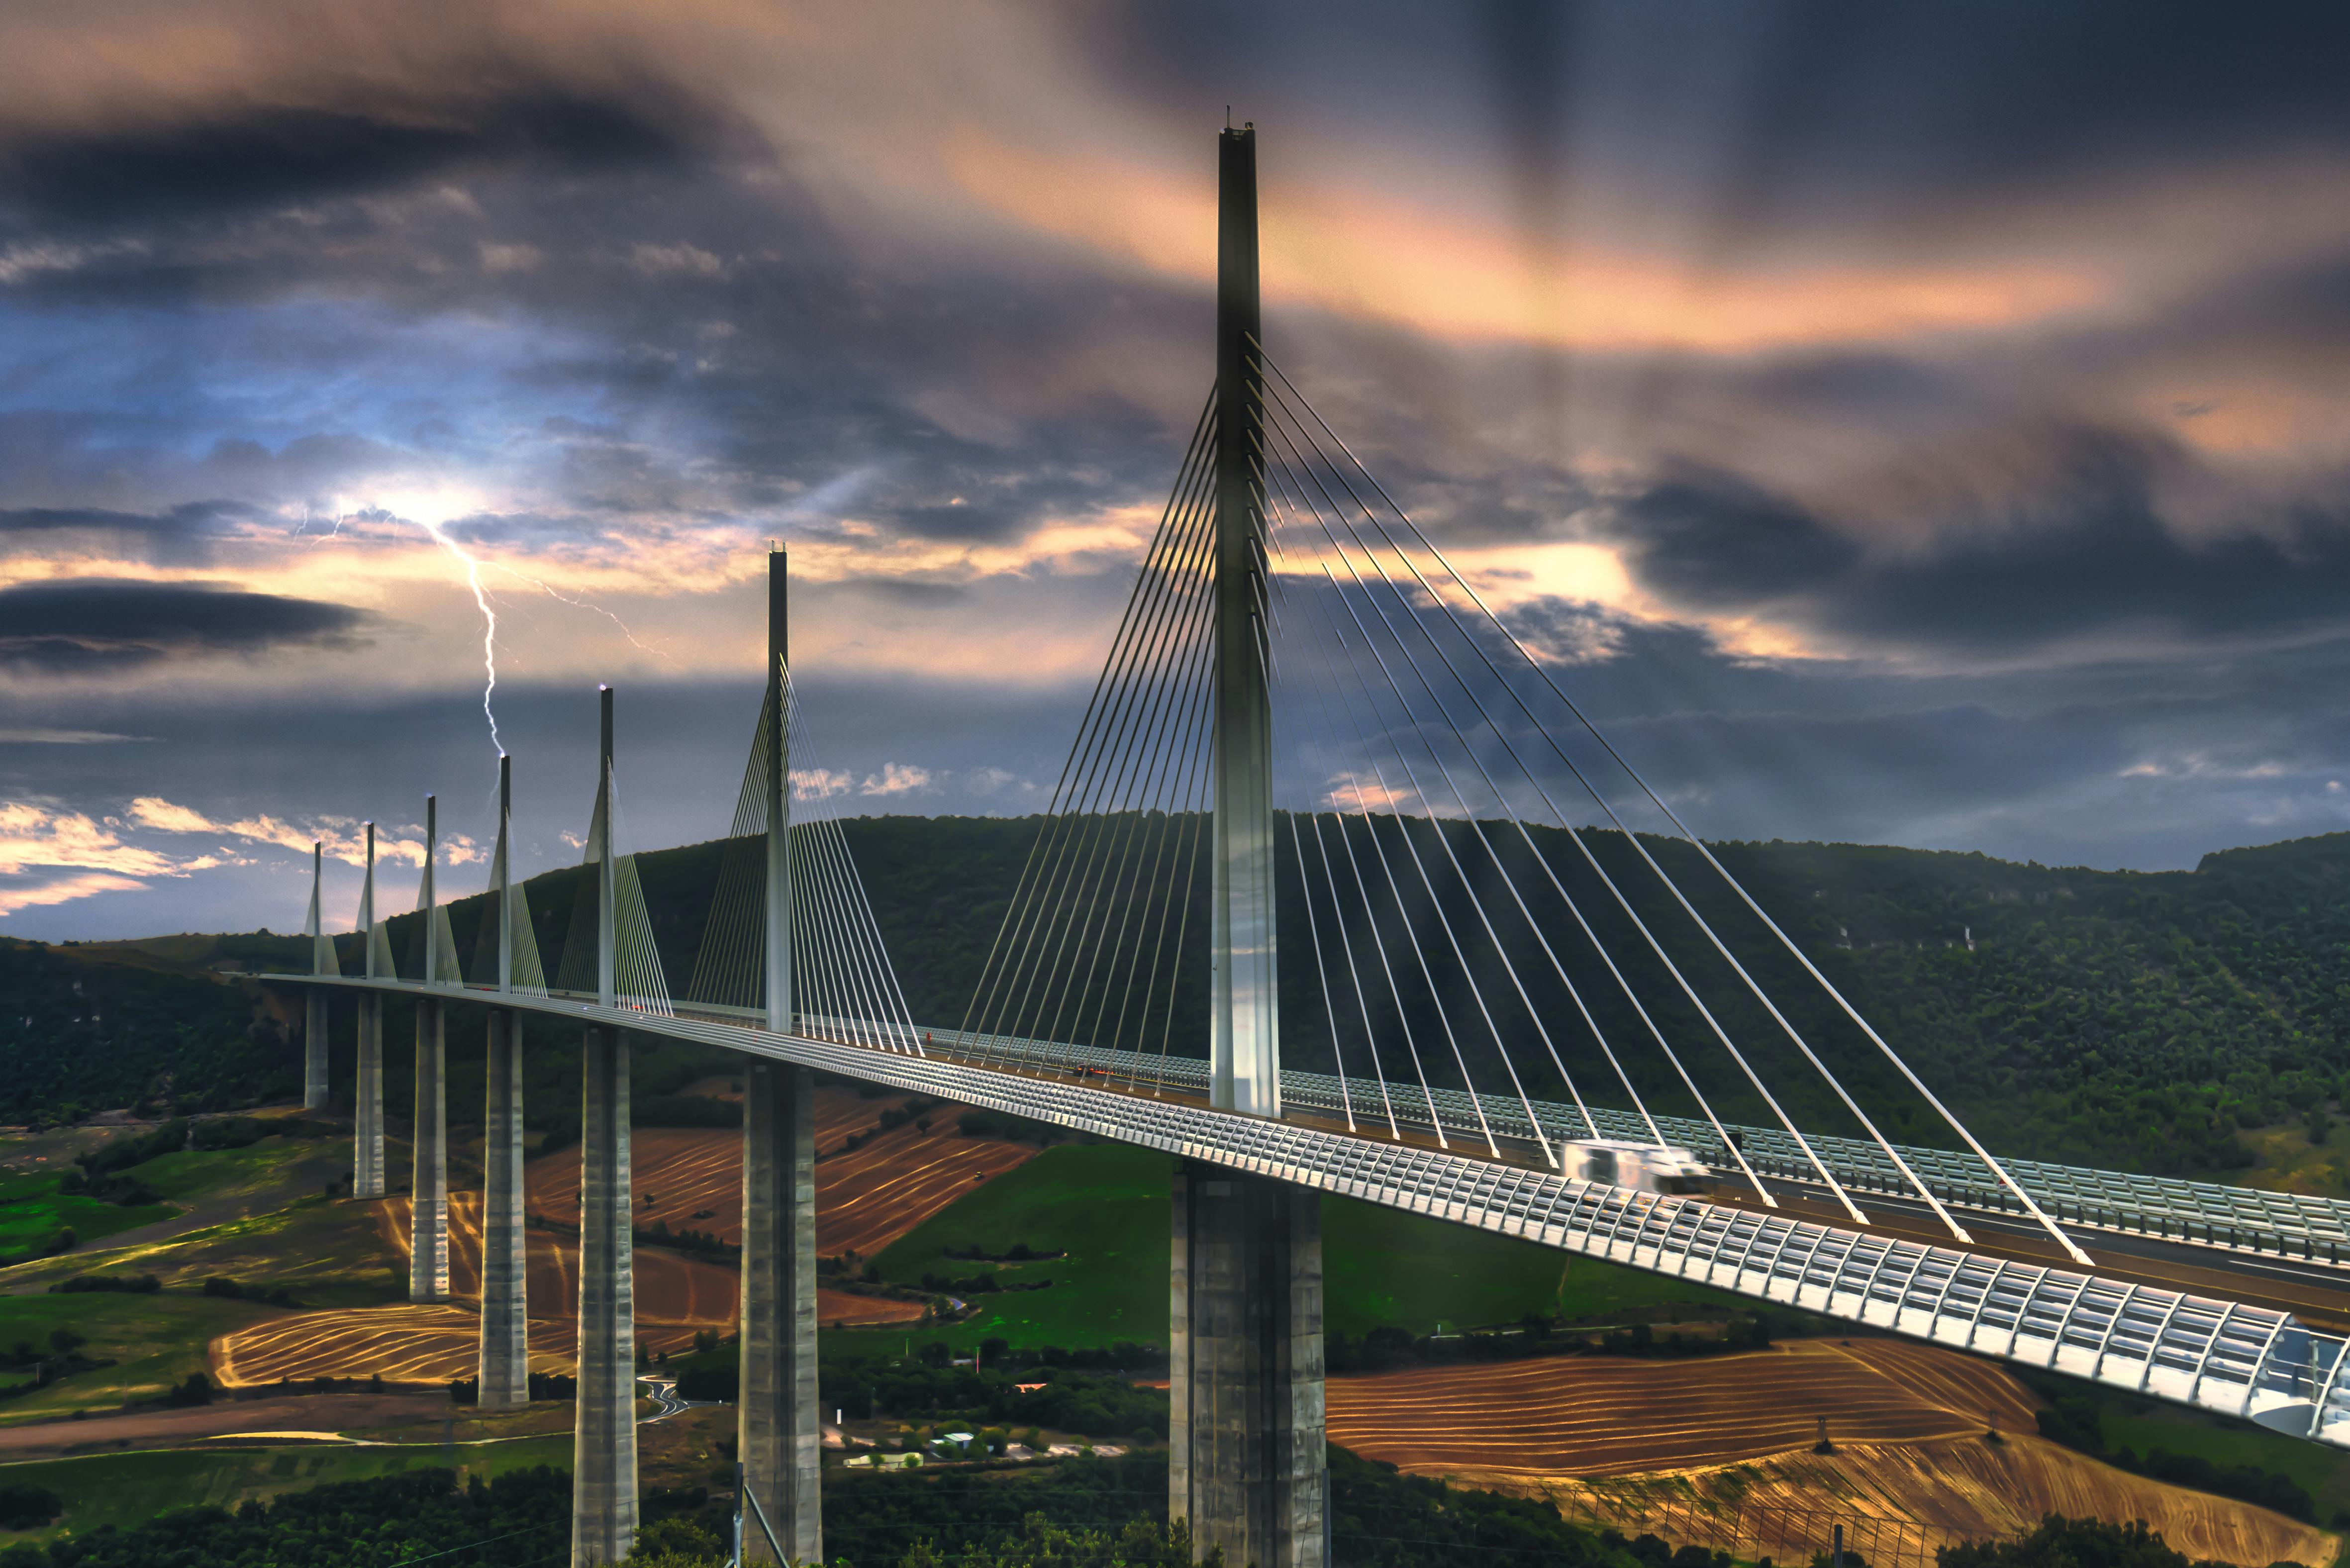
6,0,2350,937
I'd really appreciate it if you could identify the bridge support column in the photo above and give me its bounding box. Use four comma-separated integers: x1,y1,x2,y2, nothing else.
354,995,385,1198
409,998,449,1300
303,992,330,1110
479,1009,529,1408
572,1025,637,1565
738,1059,820,1562
1171,1161,1326,1568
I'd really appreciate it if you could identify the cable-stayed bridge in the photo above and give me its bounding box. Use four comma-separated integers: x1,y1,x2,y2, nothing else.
270,126,2350,1567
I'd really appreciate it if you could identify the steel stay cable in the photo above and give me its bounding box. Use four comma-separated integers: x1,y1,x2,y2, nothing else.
1269,490,1494,1154
1264,473,1453,1144
1105,704,1211,1088
1002,484,1219,1056
970,472,1215,1065
1284,809,1358,1130
1297,564,1539,1164
1089,623,1218,1065
1265,390,1810,1209
957,394,1216,1057
830,817,930,1055
783,702,871,1047
1259,348,2043,1255
1307,806,1402,1137
1042,564,1220,1067
1148,729,1216,1095
1268,458,1559,1156
1267,450,1598,1154
783,681,927,1054
1274,369,1950,1228
1266,384,1769,1165
1260,475,1405,1139
792,819,857,1046
806,815,900,1051
968,441,1214,1058
981,444,1219,1056
1261,430,1661,1149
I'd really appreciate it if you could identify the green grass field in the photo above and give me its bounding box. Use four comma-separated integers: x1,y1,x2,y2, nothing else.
0,1183,178,1255
0,1434,575,1547
856,1142,1741,1354
128,1138,327,1203
2098,1406,2350,1512
0,1290,280,1424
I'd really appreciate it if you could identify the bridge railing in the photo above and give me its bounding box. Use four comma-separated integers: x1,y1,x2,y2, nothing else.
273,974,2350,1445
906,1025,2350,1270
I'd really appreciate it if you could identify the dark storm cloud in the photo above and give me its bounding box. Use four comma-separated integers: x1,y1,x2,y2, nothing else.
1606,431,2350,653
0,579,375,674
0,499,258,537
0,84,705,229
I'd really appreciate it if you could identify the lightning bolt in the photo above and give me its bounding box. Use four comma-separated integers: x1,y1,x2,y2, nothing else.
485,560,672,665
413,516,505,756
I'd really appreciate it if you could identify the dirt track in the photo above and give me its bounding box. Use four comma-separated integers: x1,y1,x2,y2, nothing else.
1327,1344,2337,1568
0,1392,447,1461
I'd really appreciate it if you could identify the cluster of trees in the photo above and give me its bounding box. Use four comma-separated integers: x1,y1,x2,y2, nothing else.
0,1466,569,1568
2032,1393,2315,1521
672,1347,1166,1441
1324,1316,1773,1375
0,939,299,1127
1941,1514,2277,1568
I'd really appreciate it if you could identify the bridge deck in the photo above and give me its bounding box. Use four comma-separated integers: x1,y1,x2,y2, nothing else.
275,975,2350,1448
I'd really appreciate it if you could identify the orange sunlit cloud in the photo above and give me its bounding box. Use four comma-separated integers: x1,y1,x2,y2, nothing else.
948,136,2102,356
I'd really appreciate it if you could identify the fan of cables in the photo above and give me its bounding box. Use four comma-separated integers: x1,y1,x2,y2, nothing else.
1248,334,2083,1264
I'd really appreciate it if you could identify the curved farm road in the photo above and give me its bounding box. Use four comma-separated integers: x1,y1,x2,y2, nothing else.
1328,1341,2338,1568
0,1392,446,1463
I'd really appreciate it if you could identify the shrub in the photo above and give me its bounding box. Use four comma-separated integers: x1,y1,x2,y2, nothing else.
0,1483,62,1531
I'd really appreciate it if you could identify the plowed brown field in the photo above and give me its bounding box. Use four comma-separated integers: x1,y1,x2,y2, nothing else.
1329,1340,2038,1476
208,1086,1016,1388
212,1188,924,1387
1328,1344,2337,1568
526,1086,1038,1256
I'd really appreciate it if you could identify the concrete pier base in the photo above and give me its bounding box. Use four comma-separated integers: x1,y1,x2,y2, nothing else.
1171,1161,1326,1568
354,996,385,1198
303,991,329,1110
408,998,449,1301
738,1061,821,1563
572,1026,638,1566
478,1009,528,1408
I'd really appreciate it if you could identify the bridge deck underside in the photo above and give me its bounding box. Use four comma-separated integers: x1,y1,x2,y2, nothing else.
283,976,2350,1448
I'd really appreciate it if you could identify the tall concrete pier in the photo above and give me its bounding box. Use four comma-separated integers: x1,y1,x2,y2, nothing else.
408,795,450,1302
1174,123,1328,1568
479,1009,528,1405
354,995,385,1197
573,1025,636,1564
479,753,530,1407
408,996,449,1300
737,548,821,1558
573,687,638,1565
354,821,386,1199
1171,1162,1326,1568
739,1061,820,1561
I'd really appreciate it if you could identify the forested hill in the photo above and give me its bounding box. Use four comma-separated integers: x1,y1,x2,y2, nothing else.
7,821,2350,1180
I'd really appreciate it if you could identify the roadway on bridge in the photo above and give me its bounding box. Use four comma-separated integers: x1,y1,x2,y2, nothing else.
953,1044,2350,1333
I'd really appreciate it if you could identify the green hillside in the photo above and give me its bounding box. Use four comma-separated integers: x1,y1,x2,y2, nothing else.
10,821,2350,1179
